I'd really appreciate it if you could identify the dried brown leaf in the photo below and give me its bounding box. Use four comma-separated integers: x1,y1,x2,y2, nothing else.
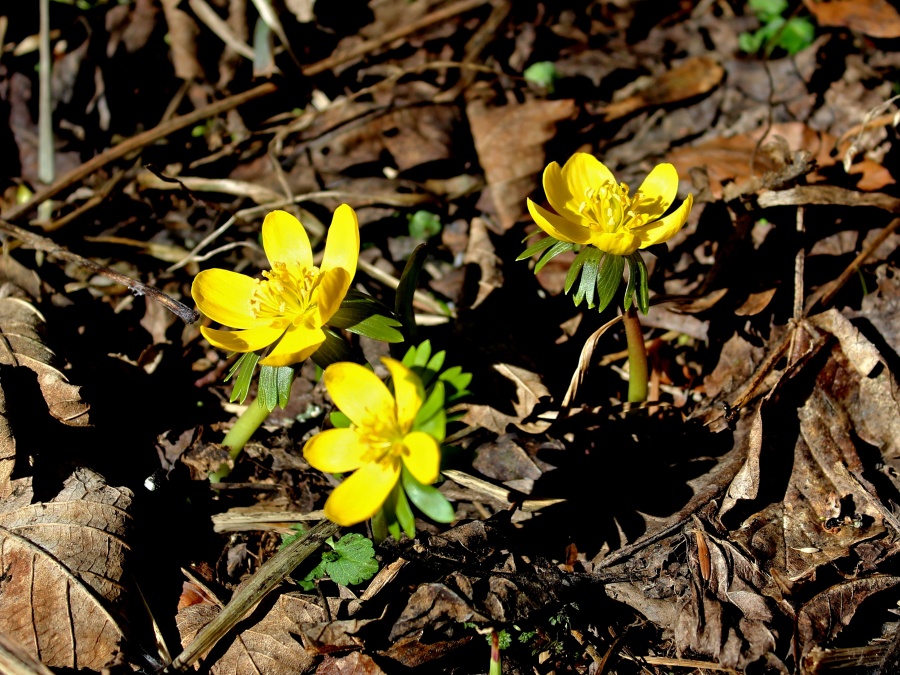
463,364,552,434
208,593,322,675
462,217,502,309
802,0,900,38
317,652,386,675
0,468,132,671
797,576,900,662
467,98,576,231
0,287,90,428
670,122,894,199
603,55,724,121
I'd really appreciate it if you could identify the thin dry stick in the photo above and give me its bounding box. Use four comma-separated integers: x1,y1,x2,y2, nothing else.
0,218,198,324
165,519,340,672
1,82,279,223
301,0,489,77
811,217,900,310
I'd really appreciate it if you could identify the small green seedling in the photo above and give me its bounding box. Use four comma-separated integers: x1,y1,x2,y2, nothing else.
280,528,378,590
739,0,815,56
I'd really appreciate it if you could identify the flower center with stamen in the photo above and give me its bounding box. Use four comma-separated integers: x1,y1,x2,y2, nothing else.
251,262,321,325
356,416,406,465
578,181,650,234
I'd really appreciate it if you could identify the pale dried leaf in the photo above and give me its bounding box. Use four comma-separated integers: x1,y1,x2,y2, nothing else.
463,364,552,434
462,217,503,309
801,0,900,38
0,468,132,671
468,98,576,231
0,290,90,427
208,593,325,675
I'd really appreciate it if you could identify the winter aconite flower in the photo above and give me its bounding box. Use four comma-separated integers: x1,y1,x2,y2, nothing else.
191,206,359,367
303,359,441,526
527,153,693,256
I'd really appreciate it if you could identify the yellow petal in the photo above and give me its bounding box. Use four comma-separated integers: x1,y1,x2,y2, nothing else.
383,358,423,432
527,199,591,245
588,230,640,256
324,460,400,526
303,428,367,473
632,163,678,222
192,269,269,329
321,204,359,280
542,162,589,228
260,323,325,366
401,431,440,485
633,193,693,249
311,267,351,327
549,154,618,225
262,210,312,269
200,324,284,352
324,362,395,426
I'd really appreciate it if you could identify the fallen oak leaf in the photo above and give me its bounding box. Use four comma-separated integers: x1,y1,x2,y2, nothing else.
467,98,577,232
0,468,133,671
601,55,724,121
463,364,553,434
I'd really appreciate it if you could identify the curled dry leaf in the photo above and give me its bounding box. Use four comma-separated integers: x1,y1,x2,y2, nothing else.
467,98,577,231
463,363,552,435
602,55,725,121
801,0,900,39
0,468,133,671
797,576,900,663
0,286,90,427
669,122,894,199
462,217,503,309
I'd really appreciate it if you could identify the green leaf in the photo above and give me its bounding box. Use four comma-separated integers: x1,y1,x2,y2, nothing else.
523,61,559,92
323,533,379,587
402,465,455,523
596,253,625,312
564,246,589,294
330,291,404,342
575,247,602,308
534,240,575,274
635,253,650,315
779,16,814,54
394,483,416,539
624,255,638,311
382,484,402,541
256,366,284,412
277,366,295,408
516,235,556,261
279,523,307,549
413,340,432,367
408,210,442,240
226,351,260,404
310,328,354,369
439,365,473,402
749,0,787,22
425,350,446,375
414,380,446,441
329,411,352,428
396,244,428,342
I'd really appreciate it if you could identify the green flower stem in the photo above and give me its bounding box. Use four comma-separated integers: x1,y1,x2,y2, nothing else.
210,398,271,483
623,307,648,403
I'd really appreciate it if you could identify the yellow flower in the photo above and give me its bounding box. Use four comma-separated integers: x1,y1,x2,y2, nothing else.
191,206,359,367
527,153,693,256
303,359,441,526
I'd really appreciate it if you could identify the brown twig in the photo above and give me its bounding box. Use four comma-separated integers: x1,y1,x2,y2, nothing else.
807,217,900,312
1,82,279,223
301,0,490,77
0,218,199,324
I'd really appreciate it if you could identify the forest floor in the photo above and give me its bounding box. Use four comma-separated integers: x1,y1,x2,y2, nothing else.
2,1,900,673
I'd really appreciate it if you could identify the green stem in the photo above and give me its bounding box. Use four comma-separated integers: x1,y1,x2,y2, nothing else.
623,307,648,403
210,397,271,482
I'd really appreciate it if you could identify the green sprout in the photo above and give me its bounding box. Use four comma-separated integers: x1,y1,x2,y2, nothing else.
739,0,815,56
